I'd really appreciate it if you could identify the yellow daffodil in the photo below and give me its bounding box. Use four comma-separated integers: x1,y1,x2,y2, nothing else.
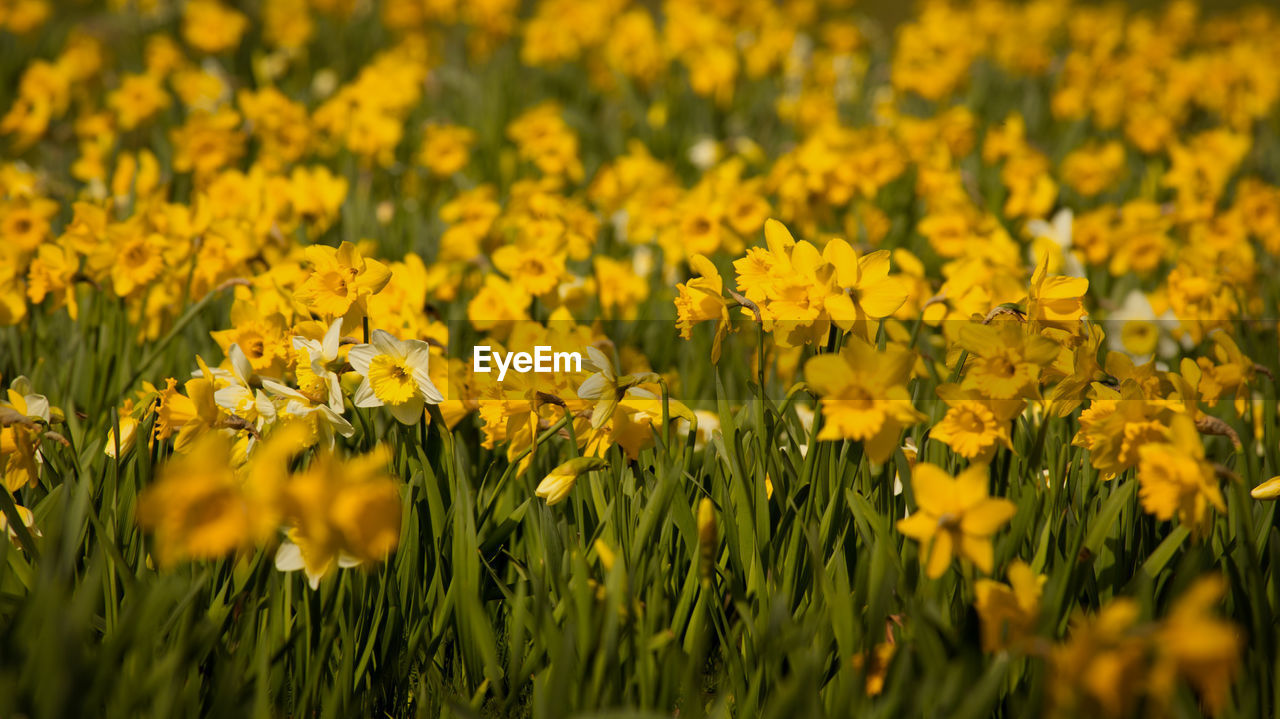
896,463,1016,578
1049,599,1147,718
957,321,1059,401
1045,323,1107,417
468,274,531,336
1195,332,1257,415
583,391,695,462
418,123,475,177
137,433,253,567
278,445,402,587
182,0,248,54
107,232,169,297
492,243,568,297
1026,253,1089,336
1073,378,1173,480
930,383,1020,462
1050,576,1242,718
974,560,1044,652
804,336,925,464
674,254,731,362
506,102,584,181
294,241,392,324
4,0,1280,707
25,240,79,319
737,219,834,347
210,301,292,378
1061,141,1126,197
732,219,908,346
1136,414,1225,538
821,236,908,337
1150,576,1242,716
153,362,224,453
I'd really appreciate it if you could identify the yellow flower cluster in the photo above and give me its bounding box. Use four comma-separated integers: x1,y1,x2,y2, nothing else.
0,0,1272,710
138,426,401,586
1049,577,1241,718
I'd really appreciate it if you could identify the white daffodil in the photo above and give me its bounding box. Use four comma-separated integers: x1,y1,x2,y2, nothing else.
213,343,274,430
675,409,720,451
348,329,443,425
3,376,50,477
577,345,659,429
274,533,361,590
292,318,345,414
1,503,41,549
688,136,721,170
1026,208,1084,278
1106,289,1182,363
260,379,355,448
8,376,50,423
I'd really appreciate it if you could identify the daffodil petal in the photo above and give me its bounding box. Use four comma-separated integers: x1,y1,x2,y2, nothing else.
960,534,995,574
961,498,1017,535
926,531,954,578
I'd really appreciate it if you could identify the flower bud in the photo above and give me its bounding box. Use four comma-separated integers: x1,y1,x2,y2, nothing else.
535,456,607,506
1251,476,1280,500
698,498,717,582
